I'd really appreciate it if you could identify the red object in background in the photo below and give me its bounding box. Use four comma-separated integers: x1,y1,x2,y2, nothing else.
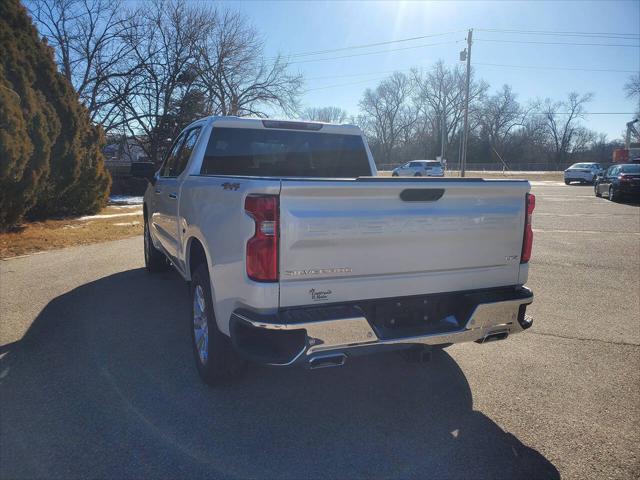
612,148,629,163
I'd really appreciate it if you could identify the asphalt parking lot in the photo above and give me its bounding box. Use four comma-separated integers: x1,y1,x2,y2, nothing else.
1,181,639,479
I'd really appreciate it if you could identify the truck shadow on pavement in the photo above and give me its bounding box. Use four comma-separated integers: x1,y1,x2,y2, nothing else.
1,268,560,479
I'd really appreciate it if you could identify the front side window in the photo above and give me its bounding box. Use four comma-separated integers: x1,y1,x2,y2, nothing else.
160,133,186,177
200,127,371,178
172,127,202,176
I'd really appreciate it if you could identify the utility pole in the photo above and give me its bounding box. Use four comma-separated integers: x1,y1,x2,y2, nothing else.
440,112,446,163
460,28,472,177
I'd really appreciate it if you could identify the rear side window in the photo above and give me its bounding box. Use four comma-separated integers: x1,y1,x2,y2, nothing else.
200,127,371,178
621,164,640,173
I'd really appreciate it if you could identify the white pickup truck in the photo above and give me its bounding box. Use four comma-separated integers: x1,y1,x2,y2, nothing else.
140,116,535,385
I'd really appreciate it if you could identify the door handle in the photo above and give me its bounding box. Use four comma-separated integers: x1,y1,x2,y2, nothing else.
168,193,177,199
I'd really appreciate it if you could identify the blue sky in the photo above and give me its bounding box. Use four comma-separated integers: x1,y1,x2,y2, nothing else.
218,0,640,140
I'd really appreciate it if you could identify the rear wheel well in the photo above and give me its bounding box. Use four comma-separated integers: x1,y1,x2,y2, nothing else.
188,239,207,279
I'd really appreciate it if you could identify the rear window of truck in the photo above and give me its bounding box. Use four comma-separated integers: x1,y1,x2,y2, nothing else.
200,127,371,178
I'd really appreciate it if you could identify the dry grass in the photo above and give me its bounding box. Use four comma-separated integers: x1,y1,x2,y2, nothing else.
0,205,143,259
454,170,563,182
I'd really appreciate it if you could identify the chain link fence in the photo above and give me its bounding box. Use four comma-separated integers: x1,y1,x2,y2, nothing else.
377,162,560,173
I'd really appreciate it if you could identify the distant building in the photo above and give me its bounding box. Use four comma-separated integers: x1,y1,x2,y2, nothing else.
103,138,148,177
103,138,147,166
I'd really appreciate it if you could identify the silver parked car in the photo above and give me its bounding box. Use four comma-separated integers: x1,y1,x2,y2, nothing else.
564,162,603,185
392,160,444,177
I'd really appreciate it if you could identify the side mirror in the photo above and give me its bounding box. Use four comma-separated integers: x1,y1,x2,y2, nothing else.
131,162,157,184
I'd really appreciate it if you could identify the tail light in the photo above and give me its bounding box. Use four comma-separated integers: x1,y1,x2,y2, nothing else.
521,193,535,263
245,195,279,282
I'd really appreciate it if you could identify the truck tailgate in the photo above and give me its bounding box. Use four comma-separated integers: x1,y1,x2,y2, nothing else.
278,178,530,307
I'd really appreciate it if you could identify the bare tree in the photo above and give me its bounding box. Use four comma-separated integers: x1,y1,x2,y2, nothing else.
411,61,487,159
358,72,417,164
195,10,303,118
119,0,213,162
538,92,594,169
624,73,640,100
624,73,640,117
301,106,348,123
29,0,139,131
479,85,525,167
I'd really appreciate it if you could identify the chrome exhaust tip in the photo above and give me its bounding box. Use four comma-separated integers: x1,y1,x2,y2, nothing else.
476,330,509,344
308,353,347,369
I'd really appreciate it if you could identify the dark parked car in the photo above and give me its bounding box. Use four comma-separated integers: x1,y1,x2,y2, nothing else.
594,164,640,201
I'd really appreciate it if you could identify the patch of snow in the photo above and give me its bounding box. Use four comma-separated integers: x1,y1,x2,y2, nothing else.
109,204,143,209
113,221,141,226
78,211,142,221
109,195,144,205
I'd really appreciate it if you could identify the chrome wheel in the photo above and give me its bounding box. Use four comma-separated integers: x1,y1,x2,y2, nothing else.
193,285,209,365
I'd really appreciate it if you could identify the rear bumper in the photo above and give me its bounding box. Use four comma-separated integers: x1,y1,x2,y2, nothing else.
565,173,594,182
230,286,534,366
617,184,640,195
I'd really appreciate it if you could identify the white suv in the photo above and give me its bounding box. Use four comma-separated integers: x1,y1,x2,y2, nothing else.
392,160,444,177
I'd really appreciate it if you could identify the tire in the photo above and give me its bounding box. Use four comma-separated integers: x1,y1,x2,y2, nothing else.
190,263,246,386
414,172,422,177
144,217,169,273
594,184,601,197
392,172,399,177
564,180,570,185
609,186,618,202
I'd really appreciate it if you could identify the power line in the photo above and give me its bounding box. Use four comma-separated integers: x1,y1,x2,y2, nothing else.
528,112,637,115
304,64,637,92
287,40,461,65
476,28,640,40
475,38,640,48
473,62,639,73
305,61,637,83
273,30,464,61
305,77,389,92
281,27,640,63
307,69,402,82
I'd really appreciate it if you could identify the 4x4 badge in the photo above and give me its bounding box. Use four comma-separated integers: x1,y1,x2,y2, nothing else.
222,182,240,191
